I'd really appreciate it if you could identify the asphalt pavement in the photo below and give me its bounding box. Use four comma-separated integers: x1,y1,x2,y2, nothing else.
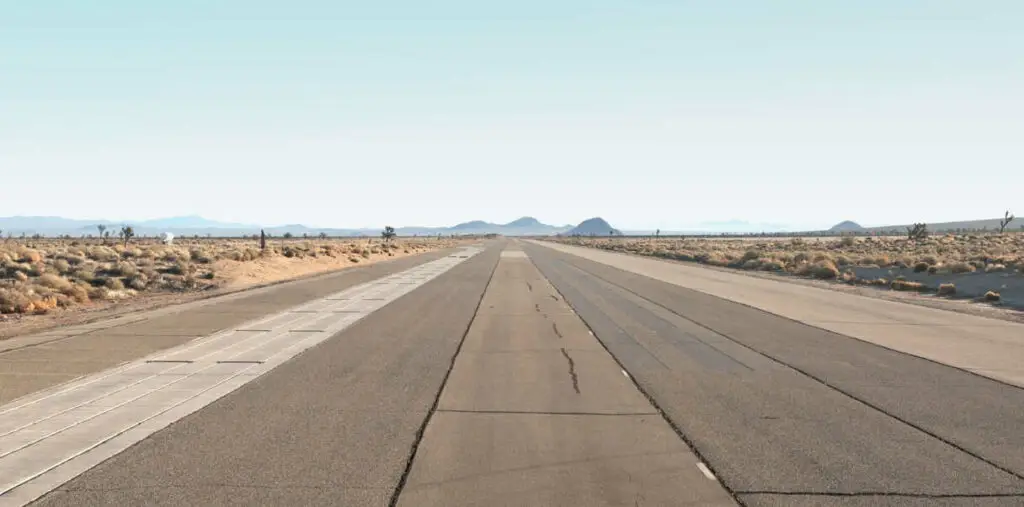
9,239,1024,506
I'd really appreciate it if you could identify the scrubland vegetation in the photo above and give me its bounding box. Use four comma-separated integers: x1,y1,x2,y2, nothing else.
550,233,1023,302
0,237,456,315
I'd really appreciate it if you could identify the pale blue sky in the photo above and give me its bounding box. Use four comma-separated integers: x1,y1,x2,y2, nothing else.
2,1,1022,230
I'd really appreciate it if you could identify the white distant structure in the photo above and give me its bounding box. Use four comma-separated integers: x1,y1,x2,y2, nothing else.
161,232,174,245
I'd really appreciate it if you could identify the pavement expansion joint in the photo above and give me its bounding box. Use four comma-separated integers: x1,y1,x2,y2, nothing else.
435,409,659,416
0,246,484,506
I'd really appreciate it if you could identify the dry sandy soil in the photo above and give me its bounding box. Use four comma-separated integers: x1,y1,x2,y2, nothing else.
548,234,1024,312
0,237,463,339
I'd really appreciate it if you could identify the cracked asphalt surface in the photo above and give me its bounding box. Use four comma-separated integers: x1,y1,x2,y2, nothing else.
523,241,1024,506
24,239,1024,506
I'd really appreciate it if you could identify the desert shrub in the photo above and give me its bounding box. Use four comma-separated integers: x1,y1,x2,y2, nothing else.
984,264,1007,273
161,249,188,263
36,273,72,291
891,279,924,291
70,266,96,283
349,256,360,263
810,261,840,279
87,286,109,301
190,247,214,263
65,282,90,303
360,249,371,259
913,262,930,273
840,236,856,247
948,262,975,274
0,288,32,313
121,247,143,259
166,260,194,275
52,258,71,274
104,277,125,290
792,252,810,264
984,291,1001,301
12,271,29,282
112,262,139,277
127,273,149,290
937,283,956,296
87,246,119,262
927,265,939,274
17,248,43,263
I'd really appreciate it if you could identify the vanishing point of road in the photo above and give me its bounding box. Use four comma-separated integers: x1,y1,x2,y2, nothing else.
2,240,1023,506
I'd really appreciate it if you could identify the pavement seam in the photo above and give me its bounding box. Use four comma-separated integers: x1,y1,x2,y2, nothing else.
435,409,658,416
561,253,1024,484
386,247,500,507
522,243,747,507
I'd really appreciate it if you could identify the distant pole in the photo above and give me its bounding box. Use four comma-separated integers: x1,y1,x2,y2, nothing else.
260,229,266,251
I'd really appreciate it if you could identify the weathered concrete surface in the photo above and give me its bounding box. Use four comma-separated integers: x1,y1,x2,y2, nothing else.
0,248,459,405
525,241,1024,506
28,245,502,507
531,240,1024,387
397,244,736,506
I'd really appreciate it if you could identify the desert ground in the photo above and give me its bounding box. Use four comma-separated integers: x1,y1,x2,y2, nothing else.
547,233,1024,310
0,236,463,337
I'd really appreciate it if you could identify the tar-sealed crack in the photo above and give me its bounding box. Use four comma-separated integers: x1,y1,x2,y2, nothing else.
550,294,558,301
526,281,533,292
560,347,580,394
552,322,563,339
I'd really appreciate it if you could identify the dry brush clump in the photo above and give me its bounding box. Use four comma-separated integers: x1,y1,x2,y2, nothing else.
0,236,458,315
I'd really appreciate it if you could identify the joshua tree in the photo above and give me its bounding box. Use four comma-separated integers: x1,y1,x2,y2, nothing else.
319,232,328,239
655,228,660,239
260,229,267,250
119,225,135,247
999,210,1015,234
906,223,928,240
97,224,107,243
283,232,294,239
381,226,397,243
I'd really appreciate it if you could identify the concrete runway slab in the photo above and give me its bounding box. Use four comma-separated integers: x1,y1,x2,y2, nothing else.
398,245,736,506
399,412,735,507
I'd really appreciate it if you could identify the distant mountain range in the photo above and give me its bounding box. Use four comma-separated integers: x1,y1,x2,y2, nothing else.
829,217,1022,234
0,215,577,237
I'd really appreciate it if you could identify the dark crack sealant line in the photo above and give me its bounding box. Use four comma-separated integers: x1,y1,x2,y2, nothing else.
552,322,563,339
560,347,581,394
